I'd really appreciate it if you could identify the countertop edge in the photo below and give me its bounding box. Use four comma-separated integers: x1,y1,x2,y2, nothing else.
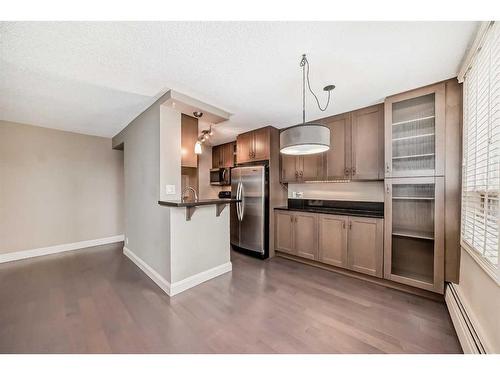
274,206,384,219
158,199,240,208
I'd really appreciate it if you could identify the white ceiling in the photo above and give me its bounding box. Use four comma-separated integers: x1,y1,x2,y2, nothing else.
0,21,478,144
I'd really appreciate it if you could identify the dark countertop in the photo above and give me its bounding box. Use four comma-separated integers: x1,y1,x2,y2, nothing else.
158,198,240,208
275,199,384,218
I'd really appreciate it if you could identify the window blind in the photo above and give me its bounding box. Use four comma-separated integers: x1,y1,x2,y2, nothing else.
461,21,500,277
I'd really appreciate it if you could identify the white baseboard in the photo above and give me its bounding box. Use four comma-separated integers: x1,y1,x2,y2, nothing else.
445,283,487,353
123,246,171,295
170,261,232,296
123,246,232,297
0,235,125,264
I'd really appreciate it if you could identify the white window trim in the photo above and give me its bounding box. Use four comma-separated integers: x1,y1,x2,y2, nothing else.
459,20,500,285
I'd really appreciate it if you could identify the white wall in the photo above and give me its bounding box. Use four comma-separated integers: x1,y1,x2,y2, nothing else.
287,181,384,202
159,106,182,201
0,120,124,255
455,249,500,353
169,205,231,283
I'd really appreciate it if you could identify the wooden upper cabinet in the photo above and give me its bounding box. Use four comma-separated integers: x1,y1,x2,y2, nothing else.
324,113,351,180
385,82,446,178
224,142,236,167
300,154,325,181
212,145,221,168
275,210,295,255
278,103,385,182
237,131,255,164
280,154,324,183
347,217,383,277
294,212,318,260
351,104,384,180
318,214,348,267
181,114,198,168
212,142,236,168
281,155,299,182
253,127,271,161
237,127,271,164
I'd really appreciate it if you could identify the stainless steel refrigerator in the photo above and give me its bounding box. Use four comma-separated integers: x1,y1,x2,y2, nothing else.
230,165,269,258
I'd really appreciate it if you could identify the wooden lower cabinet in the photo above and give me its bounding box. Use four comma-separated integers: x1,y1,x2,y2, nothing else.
347,217,384,277
276,210,384,278
275,211,295,254
275,210,318,259
294,212,318,259
318,214,348,267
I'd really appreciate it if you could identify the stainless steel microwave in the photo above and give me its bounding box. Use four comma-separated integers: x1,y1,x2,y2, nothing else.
210,167,231,186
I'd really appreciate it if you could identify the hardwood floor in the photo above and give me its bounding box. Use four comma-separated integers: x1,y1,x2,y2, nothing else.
0,242,461,353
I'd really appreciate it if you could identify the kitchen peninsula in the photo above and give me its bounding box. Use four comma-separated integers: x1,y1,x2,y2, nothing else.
156,92,236,296
159,198,239,295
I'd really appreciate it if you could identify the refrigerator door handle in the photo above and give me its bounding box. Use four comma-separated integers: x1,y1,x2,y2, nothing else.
236,181,242,221
240,184,245,221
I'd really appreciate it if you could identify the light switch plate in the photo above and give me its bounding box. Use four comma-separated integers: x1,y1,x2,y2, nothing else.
166,185,176,195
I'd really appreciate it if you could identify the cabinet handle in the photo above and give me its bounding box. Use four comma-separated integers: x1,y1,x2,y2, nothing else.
385,163,390,173
344,168,350,176
299,171,303,177
386,184,390,194
352,167,356,175
295,171,299,178
349,222,352,230
342,221,346,229
290,216,293,223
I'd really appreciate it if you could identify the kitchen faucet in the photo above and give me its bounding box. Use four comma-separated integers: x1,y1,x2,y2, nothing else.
181,186,198,202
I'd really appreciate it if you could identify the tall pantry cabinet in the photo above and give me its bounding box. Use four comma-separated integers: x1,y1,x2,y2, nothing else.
383,80,461,293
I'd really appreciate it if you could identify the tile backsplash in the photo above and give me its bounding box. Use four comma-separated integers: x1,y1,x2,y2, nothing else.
287,181,384,202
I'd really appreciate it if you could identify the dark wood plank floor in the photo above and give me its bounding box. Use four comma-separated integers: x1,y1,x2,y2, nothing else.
0,242,461,353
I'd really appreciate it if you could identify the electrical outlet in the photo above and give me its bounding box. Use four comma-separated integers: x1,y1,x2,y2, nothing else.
165,185,176,195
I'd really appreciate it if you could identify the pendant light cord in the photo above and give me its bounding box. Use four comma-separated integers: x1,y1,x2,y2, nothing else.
302,56,306,124
300,54,332,123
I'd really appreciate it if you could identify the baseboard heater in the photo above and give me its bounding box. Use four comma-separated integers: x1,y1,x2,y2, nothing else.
445,283,486,354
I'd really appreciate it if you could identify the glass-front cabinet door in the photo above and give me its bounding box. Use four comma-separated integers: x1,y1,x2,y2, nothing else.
384,177,445,293
385,83,445,178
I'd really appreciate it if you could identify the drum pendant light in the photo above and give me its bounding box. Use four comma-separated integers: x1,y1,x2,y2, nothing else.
280,54,335,155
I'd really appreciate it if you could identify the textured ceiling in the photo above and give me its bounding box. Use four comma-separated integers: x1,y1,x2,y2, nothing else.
0,21,477,143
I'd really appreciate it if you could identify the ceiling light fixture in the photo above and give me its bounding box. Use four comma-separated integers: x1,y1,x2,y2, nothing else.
280,54,335,155
194,141,202,155
193,125,213,155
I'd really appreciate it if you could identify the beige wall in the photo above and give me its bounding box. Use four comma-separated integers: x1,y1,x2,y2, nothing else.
455,249,500,353
0,121,124,254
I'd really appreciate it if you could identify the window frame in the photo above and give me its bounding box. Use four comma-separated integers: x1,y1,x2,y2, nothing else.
460,21,500,285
